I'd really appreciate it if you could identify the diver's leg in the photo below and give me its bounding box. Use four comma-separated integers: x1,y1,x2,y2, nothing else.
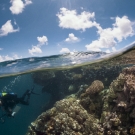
19,87,34,105
21,89,30,100
19,88,33,105
17,96,29,105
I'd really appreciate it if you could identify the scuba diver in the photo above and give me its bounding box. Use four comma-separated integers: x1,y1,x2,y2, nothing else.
0,86,38,123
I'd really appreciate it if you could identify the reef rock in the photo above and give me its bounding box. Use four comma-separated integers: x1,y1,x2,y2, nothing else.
86,80,104,95
26,66,135,135
32,71,55,86
26,98,103,135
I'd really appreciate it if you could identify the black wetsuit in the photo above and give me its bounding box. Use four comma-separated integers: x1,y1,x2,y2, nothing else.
0,90,31,116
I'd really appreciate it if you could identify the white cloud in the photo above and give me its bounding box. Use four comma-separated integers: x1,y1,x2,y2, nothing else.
86,16,134,51
25,0,32,5
112,47,116,52
60,48,70,53
37,35,48,45
105,49,111,53
9,0,32,14
13,54,21,59
0,54,20,62
29,35,48,55
0,20,19,37
57,8,101,31
0,48,3,50
0,55,13,62
28,45,42,55
112,16,134,41
65,33,80,43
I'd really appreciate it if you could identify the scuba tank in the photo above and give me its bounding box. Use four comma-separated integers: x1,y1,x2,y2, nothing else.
11,105,21,116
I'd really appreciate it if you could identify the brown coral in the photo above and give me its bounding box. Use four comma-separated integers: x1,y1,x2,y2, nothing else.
86,80,104,95
122,66,135,75
130,125,135,135
27,65,135,135
26,98,104,135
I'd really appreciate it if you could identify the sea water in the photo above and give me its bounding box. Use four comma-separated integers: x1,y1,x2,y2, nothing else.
0,42,135,135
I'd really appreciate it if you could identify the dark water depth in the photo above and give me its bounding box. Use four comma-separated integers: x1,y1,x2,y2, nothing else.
0,74,50,135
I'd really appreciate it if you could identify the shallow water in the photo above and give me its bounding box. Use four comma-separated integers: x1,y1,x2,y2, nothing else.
0,42,135,135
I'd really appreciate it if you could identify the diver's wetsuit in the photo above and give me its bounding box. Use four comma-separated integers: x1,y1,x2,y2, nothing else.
0,90,31,116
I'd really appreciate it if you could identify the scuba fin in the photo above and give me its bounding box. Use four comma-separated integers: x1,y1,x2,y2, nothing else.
27,86,40,96
21,85,40,105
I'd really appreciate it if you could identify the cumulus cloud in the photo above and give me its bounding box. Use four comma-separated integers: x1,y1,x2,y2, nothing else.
86,16,134,51
25,0,32,5
65,33,80,43
12,54,21,59
112,16,134,41
0,55,13,62
9,0,32,14
112,47,116,52
28,45,42,55
57,8,101,31
29,35,48,55
105,49,111,53
37,36,48,45
0,20,19,37
0,54,20,62
60,48,70,53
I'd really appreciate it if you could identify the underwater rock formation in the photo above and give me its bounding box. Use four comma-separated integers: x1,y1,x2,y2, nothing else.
26,65,135,135
85,80,104,95
32,65,121,112
101,65,135,134
32,71,56,86
26,98,103,135
79,80,104,116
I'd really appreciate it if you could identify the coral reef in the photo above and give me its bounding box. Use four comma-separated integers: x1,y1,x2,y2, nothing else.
32,65,121,111
79,80,104,116
130,125,135,135
26,98,103,135
85,80,104,95
26,65,135,135
101,66,135,134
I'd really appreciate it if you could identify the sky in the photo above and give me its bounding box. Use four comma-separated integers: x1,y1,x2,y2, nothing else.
0,0,135,62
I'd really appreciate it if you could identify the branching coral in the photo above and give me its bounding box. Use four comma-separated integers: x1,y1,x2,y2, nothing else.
26,98,104,135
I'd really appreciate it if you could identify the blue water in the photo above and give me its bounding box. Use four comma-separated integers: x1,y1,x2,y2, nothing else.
0,41,135,135
0,74,50,135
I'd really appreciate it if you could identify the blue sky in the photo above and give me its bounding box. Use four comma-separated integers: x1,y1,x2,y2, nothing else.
0,0,135,62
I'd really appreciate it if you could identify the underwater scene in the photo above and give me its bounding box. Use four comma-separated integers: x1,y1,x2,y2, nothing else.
0,43,135,135
1,0,135,134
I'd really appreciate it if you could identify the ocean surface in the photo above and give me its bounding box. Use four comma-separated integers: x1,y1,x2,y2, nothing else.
0,41,135,135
